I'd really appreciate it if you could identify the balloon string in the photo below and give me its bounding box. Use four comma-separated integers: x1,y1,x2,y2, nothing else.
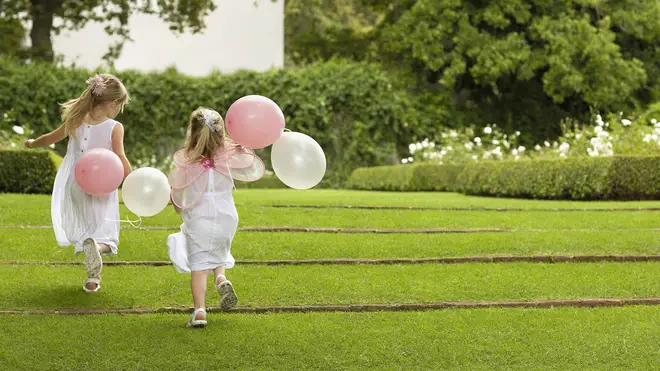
105,216,143,229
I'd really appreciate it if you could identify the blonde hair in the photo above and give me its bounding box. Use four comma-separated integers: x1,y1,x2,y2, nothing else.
60,74,129,137
185,107,226,161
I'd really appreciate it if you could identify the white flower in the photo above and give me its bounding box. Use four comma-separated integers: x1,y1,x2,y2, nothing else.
492,139,500,145
474,137,482,143
652,118,658,124
576,134,582,140
12,126,24,135
559,153,567,159
492,146,503,157
422,142,429,148
483,151,492,159
544,141,550,147
643,134,652,143
559,143,570,154
534,144,542,151
464,142,474,151
596,114,604,126
446,146,453,151
503,140,511,149
517,146,526,153
594,126,603,134
416,143,423,151
409,144,416,154
449,130,458,138
423,152,429,159
590,137,600,146
514,155,520,161
552,142,558,148
598,131,609,140
621,119,632,126
408,157,414,162
402,159,408,164
471,155,478,160
440,150,447,156
49,144,55,149
515,131,521,136
587,148,598,157
430,142,436,148
512,149,519,156
10,142,16,148
483,127,492,134
653,134,659,141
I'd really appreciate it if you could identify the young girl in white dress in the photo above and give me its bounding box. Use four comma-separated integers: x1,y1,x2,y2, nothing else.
168,107,264,328
24,74,132,293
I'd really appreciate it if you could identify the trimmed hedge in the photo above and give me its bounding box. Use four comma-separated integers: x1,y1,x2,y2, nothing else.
347,156,660,200
236,174,287,189
346,163,462,192
0,150,57,194
0,58,418,187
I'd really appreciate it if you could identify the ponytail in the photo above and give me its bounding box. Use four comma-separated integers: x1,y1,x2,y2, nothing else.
184,107,225,161
61,88,95,137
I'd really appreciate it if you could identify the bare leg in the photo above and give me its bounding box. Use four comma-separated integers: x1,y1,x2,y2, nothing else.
98,243,112,254
191,270,209,320
213,266,226,285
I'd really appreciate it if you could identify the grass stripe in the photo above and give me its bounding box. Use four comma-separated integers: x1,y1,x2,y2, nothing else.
3,254,660,266
0,308,658,370
2,229,659,262
0,263,658,310
265,204,660,212
6,190,660,209
1,298,659,315
4,205,660,230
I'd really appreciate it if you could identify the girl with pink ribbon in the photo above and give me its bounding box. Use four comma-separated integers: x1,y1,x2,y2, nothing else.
167,107,264,328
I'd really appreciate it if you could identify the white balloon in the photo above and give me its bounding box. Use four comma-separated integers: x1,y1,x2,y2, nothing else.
122,167,171,217
271,132,326,190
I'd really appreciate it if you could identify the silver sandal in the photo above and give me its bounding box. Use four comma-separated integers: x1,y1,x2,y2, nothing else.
187,308,207,328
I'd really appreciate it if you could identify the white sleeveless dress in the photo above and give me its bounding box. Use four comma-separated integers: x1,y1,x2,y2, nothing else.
51,119,120,255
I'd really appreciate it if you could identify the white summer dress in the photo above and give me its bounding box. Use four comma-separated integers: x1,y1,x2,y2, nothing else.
167,142,264,273
51,119,120,255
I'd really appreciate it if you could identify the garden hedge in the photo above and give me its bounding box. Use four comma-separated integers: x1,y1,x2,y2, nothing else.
0,150,57,194
346,163,463,192
0,58,418,187
347,156,660,200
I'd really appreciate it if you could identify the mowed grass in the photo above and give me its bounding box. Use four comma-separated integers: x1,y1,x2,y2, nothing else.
0,229,658,262
0,263,658,310
5,190,660,209
2,203,660,231
1,308,659,370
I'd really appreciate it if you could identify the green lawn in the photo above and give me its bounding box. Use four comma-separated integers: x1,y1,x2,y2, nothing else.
1,263,658,310
1,308,658,370
0,229,658,262
0,190,658,369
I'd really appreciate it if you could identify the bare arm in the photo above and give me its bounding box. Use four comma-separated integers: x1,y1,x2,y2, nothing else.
25,124,67,148
111,123,133,178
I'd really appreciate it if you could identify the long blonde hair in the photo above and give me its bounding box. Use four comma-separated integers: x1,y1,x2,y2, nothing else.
185,107,226,161
60,74,129,137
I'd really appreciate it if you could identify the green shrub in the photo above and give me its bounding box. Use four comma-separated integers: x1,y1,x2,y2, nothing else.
0,150,57,194
0,58,418,187
236,174,287,189
346,163,463,192
457,156,660,200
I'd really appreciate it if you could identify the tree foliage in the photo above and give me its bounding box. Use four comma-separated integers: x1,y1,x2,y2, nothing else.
0,0,216,63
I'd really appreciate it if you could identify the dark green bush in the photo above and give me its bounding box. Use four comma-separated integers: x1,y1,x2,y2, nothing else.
0,150,57,194
236,174,287,189
0,58,418,187
346,163,462,192
348,156,660,200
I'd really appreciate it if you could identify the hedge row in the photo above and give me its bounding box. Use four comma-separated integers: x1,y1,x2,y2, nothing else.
347,156,660,200
0,150,287,194
0,58,418,187
0,150,57,194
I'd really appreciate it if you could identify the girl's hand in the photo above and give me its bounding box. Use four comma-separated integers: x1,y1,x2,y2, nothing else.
24,139,35,149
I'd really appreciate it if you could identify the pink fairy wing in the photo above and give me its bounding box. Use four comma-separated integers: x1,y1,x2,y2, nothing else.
213,145,265,182
169,150,209,209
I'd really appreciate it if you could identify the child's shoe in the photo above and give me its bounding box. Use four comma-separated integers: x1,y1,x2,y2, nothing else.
187,308,207,328
216,276,238,309
82,238,102,292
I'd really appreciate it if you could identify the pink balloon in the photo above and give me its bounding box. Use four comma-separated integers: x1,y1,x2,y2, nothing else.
74,148,124,196
225,95,285,149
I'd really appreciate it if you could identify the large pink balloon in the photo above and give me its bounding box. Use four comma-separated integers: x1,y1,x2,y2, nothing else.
225,95,285,149
74,148,124,196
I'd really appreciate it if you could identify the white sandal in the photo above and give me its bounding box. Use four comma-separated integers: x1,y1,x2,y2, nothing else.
216,276,238,310
187,308,207,328
83,277,101,293
83,238,102,279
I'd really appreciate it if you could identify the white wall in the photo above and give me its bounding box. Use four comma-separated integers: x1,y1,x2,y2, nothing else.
51,0,284,76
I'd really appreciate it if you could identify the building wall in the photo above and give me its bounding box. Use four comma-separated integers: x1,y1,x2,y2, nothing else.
52,0,284,76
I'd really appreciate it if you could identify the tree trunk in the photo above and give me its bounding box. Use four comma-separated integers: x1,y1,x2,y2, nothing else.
29,0,62,62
